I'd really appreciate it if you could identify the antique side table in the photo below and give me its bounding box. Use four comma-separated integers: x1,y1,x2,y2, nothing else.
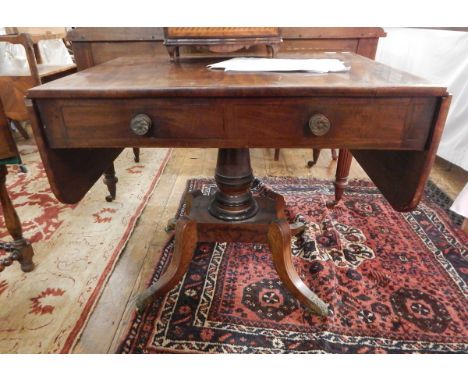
26,53,450,315
67,27,387,202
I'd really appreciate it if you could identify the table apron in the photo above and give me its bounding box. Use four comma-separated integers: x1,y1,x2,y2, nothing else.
36,96,439,150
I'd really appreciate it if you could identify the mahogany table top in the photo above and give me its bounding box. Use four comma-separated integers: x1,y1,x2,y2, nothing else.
28,52,447,99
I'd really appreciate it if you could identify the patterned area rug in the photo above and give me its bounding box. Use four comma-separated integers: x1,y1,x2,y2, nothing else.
0,146,171,353
119,177,468,353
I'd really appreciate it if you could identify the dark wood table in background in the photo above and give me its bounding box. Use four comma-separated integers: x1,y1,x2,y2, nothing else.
26,52,450,316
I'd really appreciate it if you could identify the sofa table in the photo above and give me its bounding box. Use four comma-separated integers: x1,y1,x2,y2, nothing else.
26,52,450,316
67,27,387,203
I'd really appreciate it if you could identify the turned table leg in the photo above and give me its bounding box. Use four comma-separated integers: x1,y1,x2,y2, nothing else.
0,165,34,272
103,163,118,202
132,148,140,163
329,149,353,207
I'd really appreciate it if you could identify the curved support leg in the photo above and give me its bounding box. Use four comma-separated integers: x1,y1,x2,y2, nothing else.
135,217,198,312
268,219,329,316
103,163,118,202
0,165,35,272
132,148,140,163
327,149,352,208
307,149,322,168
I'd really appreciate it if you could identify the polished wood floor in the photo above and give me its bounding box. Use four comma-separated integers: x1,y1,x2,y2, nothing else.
67,147,466,353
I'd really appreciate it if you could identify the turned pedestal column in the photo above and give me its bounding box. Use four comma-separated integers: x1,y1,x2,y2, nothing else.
209,148,258,221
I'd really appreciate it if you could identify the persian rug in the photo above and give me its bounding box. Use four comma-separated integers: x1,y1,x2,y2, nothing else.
119,177,468,354
0,146,171,353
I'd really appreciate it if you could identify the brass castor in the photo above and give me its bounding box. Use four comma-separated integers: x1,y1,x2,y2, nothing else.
290,221,306,236
165,218,177,233
307,160,317,168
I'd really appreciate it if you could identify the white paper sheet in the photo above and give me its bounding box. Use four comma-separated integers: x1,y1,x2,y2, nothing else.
207,57,349,73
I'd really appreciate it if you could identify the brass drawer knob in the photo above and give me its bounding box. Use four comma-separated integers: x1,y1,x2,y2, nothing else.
130,114,152,136
309,114,331,136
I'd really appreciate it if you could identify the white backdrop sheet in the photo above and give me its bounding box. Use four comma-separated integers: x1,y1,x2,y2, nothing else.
0,27,72,70
376,28,468,171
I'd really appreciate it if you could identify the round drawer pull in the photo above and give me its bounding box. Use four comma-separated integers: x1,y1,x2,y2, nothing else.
309,114,331,136
130,114,152,136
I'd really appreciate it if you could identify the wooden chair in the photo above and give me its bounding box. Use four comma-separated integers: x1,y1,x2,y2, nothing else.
0,103,35,273
0,33,76,140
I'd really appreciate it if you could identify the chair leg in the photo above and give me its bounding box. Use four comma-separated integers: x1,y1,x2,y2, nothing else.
10,120,29,140
103,163,118,202
331,149,338,160
0,165,34,272
274,149,280,161
133,148,140,163
307,149,322,168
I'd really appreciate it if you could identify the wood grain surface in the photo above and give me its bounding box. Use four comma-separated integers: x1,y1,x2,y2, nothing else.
28,52,447,99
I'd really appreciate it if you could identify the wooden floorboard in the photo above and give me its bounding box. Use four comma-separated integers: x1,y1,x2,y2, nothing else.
73,149,187,353
73,148,466,353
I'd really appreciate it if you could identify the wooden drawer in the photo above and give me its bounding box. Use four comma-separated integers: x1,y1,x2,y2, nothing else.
38,98,225,147
37,96,438,149
225,97,437,149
